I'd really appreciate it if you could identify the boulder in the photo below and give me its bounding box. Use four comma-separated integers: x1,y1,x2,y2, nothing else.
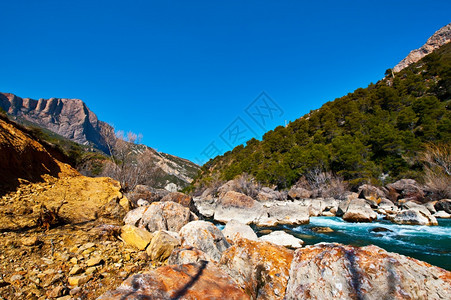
424,201,437,214
220,238,294,300
123,206,147,227
357,184,386,201
214,191,265,224
217,180,240,196
222,220,258,242
336,199,350,217
193,196,217,218
168,247,213,265
259,231,304,248
311,227,334,233
288,186,312,200
392,209,438,226
285,243,451,300
434,210,451,218
386,179,425,202
257,201,309,226
378,198,398,214
98,262,250,299
139,201,195,232
120,224,154,250
435,199,451,214
160,192,194,211
342,199,377,222
146,231,180,262
179,221,230,262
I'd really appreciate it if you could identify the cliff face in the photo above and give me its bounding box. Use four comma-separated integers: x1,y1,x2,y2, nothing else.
0,92,113,153
0,92,200,189
393,22,451,73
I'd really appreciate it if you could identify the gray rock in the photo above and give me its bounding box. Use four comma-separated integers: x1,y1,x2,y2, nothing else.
139,201,192,232
257,201,309,226
342,199,377,222
168,247,213,265
392,209,438,226
123,206,147,227
179,221,230,262
193,196,217,218
435,199,451,214
214,191,265,224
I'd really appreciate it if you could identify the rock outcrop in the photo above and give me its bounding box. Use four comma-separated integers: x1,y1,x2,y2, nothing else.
393,23,451,73
0,92,112,153
222,220,258,242
285,243,451,300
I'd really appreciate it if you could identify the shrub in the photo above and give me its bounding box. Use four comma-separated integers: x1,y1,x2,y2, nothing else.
420,143,451,199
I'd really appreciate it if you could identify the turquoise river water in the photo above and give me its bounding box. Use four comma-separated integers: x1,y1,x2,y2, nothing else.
251,217,451,271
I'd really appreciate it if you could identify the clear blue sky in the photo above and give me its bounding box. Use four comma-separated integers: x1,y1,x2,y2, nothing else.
1,1,450,164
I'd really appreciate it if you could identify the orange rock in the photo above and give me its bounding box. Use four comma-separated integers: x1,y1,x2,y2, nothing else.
220,238,294,300
98,262,250,299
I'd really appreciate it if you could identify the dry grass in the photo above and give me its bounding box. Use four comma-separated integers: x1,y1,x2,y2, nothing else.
420,143,451,199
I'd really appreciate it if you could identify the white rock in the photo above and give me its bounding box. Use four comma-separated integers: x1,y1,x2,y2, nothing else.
259,231,303,248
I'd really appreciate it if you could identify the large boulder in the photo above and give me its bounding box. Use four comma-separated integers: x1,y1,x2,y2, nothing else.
139,201,196,232
259,231,304,248
98,262,250,299
392,209,438,226
257,201,310,226
288,186,312,200
358,184,386,201
220,238,294,300
123,205,147,227
386,179,425,202
222,220,258,242
341,199,377,222
179,221,230,262
214,191,265,224
285,243,451,300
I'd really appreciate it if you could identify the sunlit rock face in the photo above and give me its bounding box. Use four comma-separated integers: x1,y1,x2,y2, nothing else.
285,243,451,300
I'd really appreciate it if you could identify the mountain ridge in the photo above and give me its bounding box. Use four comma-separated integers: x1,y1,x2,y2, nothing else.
0,92,200,189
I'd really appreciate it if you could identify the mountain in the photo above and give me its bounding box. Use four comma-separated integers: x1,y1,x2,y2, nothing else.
0,92,200,189
193,29,451,190
0,93,113,153
393,22,451,73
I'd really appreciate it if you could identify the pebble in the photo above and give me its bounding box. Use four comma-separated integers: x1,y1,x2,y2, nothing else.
86,256,104,267
10,274,23,281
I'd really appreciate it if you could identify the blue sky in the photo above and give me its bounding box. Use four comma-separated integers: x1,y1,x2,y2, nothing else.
1,1,450,164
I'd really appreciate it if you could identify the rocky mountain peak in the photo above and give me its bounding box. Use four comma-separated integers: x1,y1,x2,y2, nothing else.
0,92,113,153
393,22,451,72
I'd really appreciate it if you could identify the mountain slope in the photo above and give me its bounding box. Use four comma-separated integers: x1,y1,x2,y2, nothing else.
193,39,451,190
393,22,451,72
0,93,200,189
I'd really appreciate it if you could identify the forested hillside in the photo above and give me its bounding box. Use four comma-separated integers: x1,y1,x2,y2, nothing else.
194,43,451,190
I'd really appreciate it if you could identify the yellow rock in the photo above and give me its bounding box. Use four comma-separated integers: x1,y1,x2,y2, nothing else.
68,275,89,286
121,224,153,250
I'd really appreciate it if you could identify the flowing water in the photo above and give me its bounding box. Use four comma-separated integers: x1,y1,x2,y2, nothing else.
256,217,451,271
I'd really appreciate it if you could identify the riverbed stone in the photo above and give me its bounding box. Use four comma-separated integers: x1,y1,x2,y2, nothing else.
222,219,258,242
259,231,304,248
179,221,230,262
342,199,377,222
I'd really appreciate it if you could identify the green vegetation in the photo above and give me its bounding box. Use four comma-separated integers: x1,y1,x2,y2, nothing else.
194,43,451,190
